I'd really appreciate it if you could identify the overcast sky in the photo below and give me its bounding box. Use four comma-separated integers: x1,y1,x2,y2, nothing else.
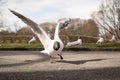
0,0,102,32
5,0,102,22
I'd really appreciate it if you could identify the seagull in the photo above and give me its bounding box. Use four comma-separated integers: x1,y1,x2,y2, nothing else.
10,9,70,63
109,35,116,43
47,31,51,38
28,36,36,44
96,36,104,45
66,37,82,47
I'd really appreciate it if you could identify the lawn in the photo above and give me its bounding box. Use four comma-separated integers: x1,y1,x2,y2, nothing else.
81,43,120,48
0,42,120,49
0,43,43,48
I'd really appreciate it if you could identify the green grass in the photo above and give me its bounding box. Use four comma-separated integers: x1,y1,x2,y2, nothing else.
0,43,120,48
0,43,43,48
65,43,120,49
81,43,120,48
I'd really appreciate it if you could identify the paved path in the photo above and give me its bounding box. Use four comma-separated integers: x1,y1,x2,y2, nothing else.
0,51,120,80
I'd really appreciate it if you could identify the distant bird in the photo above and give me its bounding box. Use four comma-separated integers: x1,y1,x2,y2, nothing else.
28,36,36,44
109,35,116,43
66,37,82,47
10,9,70,63
96,36,104,45
47,31,51,38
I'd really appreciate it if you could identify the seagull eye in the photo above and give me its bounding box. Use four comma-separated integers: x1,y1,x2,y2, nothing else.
64,21,69,26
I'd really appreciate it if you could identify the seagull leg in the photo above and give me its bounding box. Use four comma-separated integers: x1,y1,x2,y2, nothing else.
58,54,63,60
50,56,56,64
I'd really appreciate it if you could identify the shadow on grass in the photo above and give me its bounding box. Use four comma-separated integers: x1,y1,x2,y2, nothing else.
0,67,120,80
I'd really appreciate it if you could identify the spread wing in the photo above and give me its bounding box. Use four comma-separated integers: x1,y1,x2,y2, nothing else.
10,9,51,48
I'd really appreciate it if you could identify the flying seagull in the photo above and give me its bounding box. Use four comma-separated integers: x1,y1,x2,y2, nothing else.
10,9,70,63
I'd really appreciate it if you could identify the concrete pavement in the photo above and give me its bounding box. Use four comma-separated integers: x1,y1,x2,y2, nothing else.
0,51,120,80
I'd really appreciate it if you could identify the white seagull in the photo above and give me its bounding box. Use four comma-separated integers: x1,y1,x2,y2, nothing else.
66,37,82,47
10,9,70,63
109,35,116,43
96,36,104,45
47,31,51,38
28,36,36,44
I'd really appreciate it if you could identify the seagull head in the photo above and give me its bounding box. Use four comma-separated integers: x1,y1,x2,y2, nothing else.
58,18,71,29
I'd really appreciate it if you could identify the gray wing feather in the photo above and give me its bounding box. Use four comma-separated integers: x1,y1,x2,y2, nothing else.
10,9,41,33
10,9,51,48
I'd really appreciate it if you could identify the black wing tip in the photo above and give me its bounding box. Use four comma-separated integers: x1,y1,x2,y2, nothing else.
9,9,27,20
9,9,19,15
8,9,14,13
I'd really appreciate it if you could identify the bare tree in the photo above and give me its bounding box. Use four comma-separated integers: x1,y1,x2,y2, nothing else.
92,0,120,39
79,19,99,37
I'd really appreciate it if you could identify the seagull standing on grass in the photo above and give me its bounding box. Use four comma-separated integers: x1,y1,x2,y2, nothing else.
66,37,82,47
109,35,116,43
47,31,51,38
28,36,36,44
10,9,70,63
96,35,104,45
